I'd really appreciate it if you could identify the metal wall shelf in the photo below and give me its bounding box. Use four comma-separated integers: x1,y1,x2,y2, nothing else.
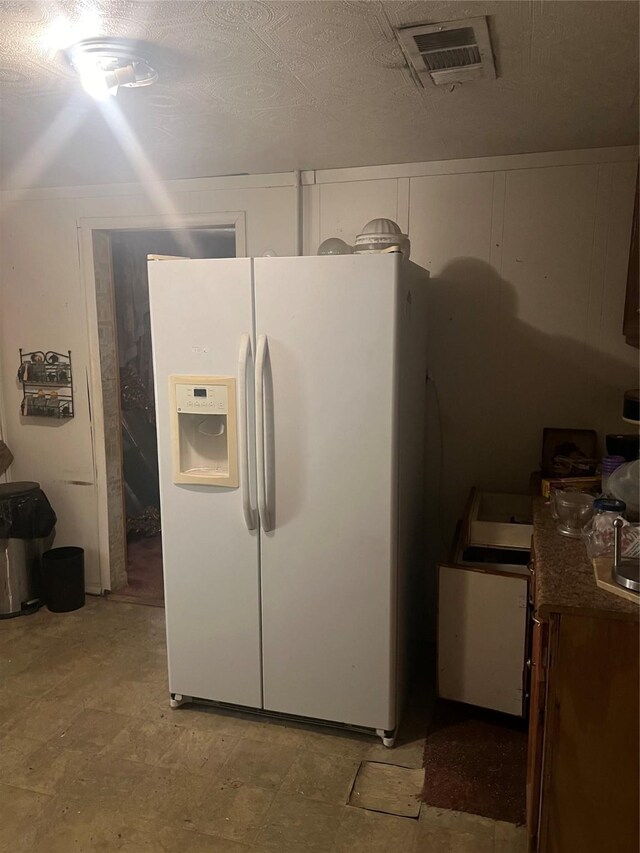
18,350,74,419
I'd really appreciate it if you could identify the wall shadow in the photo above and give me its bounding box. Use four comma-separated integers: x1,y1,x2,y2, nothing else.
425,257,637,558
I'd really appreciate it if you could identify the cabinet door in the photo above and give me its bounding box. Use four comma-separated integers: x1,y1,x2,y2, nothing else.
539,615,639,853
438,566,528,716
254,255,400,731
149,258,262,708
526,615,548,852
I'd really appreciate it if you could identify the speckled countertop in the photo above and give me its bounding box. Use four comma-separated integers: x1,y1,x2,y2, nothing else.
532,496,639,621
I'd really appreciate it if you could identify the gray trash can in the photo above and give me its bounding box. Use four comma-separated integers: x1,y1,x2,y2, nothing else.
0,482,57,618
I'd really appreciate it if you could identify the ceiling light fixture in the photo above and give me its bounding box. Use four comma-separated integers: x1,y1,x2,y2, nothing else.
40,10,104,58
66,38,158,100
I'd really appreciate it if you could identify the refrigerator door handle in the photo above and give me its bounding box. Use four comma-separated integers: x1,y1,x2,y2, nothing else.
255,334,273,532
238,334,257,531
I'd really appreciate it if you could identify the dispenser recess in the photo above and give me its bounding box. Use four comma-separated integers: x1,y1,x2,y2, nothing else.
169,375,238,487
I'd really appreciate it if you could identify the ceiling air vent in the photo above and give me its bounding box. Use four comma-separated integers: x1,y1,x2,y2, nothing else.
397,17,496,86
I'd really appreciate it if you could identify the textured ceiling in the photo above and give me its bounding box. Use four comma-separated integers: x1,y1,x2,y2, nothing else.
0,0,637,188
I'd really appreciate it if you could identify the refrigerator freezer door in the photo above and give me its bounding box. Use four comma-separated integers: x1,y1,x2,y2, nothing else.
148,258,262,708
254,254,400,731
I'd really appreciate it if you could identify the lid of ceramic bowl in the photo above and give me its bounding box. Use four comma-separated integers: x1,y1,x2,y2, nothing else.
358,218,403,237
354,233,402,244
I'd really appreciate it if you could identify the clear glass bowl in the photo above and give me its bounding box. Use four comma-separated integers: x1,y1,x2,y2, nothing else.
550,490,594,538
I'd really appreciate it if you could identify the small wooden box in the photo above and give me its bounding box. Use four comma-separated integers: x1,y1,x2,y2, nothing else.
540,475,601,499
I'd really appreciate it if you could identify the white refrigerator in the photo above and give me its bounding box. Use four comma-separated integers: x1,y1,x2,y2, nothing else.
148,253,429,746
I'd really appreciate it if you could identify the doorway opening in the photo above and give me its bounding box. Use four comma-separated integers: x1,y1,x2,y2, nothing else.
92,227,236,605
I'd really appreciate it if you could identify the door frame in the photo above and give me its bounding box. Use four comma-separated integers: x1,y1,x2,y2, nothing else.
78,211,247,593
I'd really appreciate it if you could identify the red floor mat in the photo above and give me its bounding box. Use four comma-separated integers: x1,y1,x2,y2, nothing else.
421,699,527,824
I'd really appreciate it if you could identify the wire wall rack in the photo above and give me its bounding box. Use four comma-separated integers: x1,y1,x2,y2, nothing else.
18,349,74,419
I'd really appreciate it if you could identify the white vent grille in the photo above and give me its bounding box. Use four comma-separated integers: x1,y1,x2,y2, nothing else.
398,17,496,86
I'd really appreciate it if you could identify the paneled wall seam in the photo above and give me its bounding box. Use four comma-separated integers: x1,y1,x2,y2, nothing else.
590,165,614,355
489,171,507,276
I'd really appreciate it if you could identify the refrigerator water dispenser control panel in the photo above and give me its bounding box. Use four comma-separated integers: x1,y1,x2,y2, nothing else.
174,383,228,414
169,375,238,488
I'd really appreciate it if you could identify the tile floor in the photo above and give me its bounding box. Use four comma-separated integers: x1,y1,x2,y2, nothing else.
109,534,164,606
0,598,526,852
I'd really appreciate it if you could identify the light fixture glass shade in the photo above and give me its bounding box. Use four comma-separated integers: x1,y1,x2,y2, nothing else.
317,238,353,255
67,39,157,100
75,56,114,100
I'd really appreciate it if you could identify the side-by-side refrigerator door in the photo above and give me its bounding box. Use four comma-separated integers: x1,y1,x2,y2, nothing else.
148,258,262,708
253,254,399,731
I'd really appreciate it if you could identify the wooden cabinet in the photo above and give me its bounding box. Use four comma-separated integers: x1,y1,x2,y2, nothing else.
527,562,639,853
541,615,639,853
526,615,548,848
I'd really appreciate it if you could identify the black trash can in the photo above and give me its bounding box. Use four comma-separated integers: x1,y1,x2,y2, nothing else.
42,547,85,612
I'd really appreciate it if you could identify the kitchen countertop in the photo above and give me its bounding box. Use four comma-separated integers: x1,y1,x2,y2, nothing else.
532,495,639,621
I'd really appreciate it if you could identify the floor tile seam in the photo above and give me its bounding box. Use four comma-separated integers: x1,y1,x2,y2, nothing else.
148,714,246,736
51,707,90,738
0,779,55,799
95,743,168,770
251,827,336,853
0,762,89,799
59,706,134,729
162,808,254,846
13,664,81,683
250,795,346,853
420,804,501,829
85,700,148,718
4,639,80,651
3,708,86,741
0,662,38,680
347,797,422,821
253,765,304,836
0,778,54,796
277,756,360,810
416,818,499,850
158,744,240,776
218,732,254,772
102,676,169,687
201,815,262,847
4,680,78,702
17,730,98,752
54,694,108,714
177,821,250,849
305,746,368,762
280,786,354,808
0,733,41,753
0,689,35,704
195,735,246,777
0,726,44,743
95,742,219,780
335,801,381,827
